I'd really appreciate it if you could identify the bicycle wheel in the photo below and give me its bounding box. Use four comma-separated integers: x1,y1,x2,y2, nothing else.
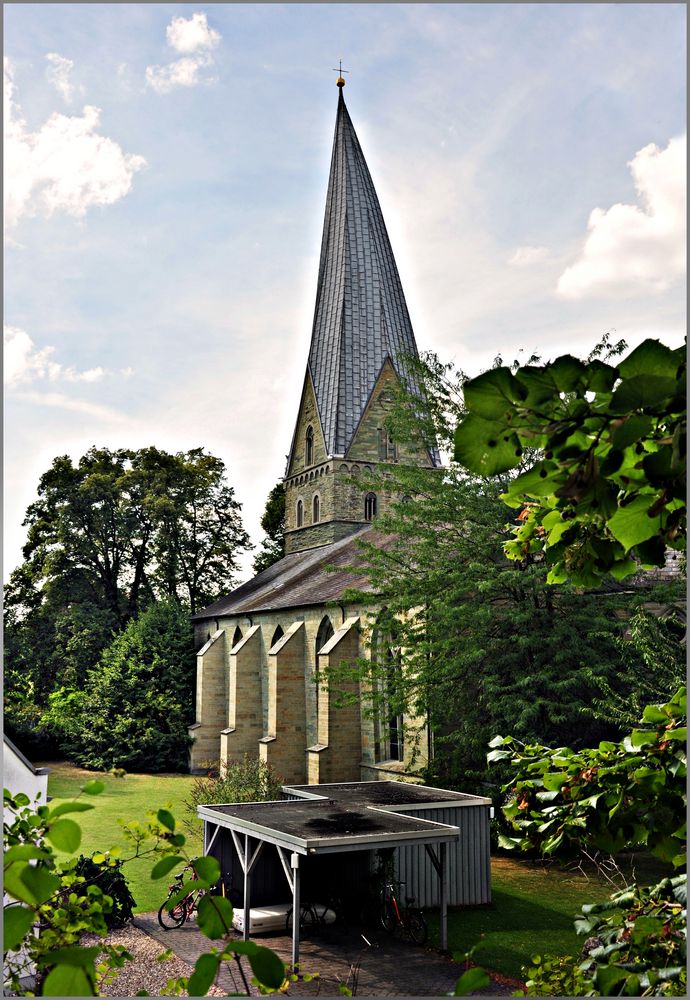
379,901,397,933
158,896,187,929
405,909,428,946
286,905,316,936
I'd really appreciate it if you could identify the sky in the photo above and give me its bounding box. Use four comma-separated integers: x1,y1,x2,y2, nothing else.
4,3,686,583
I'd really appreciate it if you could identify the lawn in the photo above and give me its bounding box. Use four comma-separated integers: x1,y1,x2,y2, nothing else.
427,853,672,983
43,761,204,913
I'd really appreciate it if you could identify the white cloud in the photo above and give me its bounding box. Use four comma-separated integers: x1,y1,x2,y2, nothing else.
4,325,105,385
145,54,214,95
4,58,146,234
508,245,550,267
45,52,75,102
557,135,686,298
146,12,221,94
166,12,220,54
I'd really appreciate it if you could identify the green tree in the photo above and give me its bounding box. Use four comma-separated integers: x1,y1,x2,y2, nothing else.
252,480,286,574
4,446,249,752
338,354,634,790
67,600,196,772
454,338,686,587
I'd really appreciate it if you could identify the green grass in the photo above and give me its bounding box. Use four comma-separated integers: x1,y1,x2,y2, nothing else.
428,854,671,983
44,761,204,913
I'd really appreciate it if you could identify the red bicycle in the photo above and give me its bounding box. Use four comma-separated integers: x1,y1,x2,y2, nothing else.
158,864,204,929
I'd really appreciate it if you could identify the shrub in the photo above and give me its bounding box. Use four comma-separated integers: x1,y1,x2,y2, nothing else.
184,755,284,830
74,854,136,929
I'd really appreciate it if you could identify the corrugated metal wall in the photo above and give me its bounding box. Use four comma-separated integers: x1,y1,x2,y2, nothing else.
395,806,491,907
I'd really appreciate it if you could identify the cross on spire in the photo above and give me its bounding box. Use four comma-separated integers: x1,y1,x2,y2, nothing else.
332,59,349,87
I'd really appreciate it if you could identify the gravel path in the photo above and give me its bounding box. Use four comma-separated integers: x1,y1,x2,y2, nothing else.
82,924,227,997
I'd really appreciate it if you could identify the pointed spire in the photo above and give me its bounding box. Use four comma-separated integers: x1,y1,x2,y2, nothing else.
307,89,424,458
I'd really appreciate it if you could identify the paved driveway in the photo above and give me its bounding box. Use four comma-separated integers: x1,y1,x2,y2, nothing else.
135,912,517,996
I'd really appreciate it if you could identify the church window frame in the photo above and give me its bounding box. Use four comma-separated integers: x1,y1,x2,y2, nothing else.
296,498,304,528
314,616,335,742
313,493,320,523
305,425,314,466
364,492,377,521
371,613,405,764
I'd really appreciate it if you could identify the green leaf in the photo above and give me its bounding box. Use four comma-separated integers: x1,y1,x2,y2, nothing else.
192,855,220,886
549,355,587,392
48,801,95,819
454,414,522,475
46,817,82,853
593,964,632,995
618,339,681,380
42,964,93,996
3,844,50,865
188,953,220,996
81,780,105,796
3,905,35,952
248,945,285,990
150,855,185,881
609,375,678,413
14,865,61,905
454,967,491,995
666,726,686,741
612,416,655,454
608,558,637,581
462,367,520,419
157,809,175,831
38,946,101,968
509,462,559,498
586,360,618,392
196,894,234,939
607,495,661,550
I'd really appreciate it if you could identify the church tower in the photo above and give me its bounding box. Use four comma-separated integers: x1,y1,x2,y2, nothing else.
284,79,441,554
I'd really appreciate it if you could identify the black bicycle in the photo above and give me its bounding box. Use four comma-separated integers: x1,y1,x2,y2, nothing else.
285,896,342,936
379,880,427,945
158,864,203,929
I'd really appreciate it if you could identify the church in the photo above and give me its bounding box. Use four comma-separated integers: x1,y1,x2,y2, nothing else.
189,78,442,783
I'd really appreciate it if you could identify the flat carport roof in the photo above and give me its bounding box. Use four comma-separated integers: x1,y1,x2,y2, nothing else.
199,785,467,963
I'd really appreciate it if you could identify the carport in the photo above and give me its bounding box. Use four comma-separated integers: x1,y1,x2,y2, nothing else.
198,793,461,965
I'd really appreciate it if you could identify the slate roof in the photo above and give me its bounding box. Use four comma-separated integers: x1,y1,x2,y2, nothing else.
308,89,437,460
193,527,384,620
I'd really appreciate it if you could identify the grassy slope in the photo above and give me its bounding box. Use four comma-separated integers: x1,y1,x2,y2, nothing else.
429,854,671,982
44,761,204,913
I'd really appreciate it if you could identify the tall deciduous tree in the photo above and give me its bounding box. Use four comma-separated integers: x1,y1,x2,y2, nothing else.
252,481,286,574
338,354,635,790
4,446,249,751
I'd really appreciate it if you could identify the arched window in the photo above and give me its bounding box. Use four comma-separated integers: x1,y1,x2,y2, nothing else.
364,492,377,521
314,617,335,737
296,499,303,527
371,613,404,763
313,494,320,523
270,625,284,650
305,426,314,466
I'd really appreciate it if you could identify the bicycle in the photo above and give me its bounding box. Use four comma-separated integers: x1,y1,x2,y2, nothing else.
379,880,427,945
157,864,205,929
285,895,342,937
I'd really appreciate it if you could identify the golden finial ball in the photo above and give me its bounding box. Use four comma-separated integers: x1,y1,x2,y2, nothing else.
336,76,345,87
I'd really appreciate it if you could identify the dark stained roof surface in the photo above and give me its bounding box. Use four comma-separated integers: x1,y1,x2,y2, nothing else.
286,781,484,806
193,527,382,620
307,90,441,465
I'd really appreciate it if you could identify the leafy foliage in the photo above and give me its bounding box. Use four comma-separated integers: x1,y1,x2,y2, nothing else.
4,446,250,758
4,789,287,996
253,480,286,574
184,755,284,831
338,352,640,790
73,854,136,929
521,876,687,997
586,608,687,731
491,689,687,996
454,339,686,587
491,686,686,866
65,600,196,772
